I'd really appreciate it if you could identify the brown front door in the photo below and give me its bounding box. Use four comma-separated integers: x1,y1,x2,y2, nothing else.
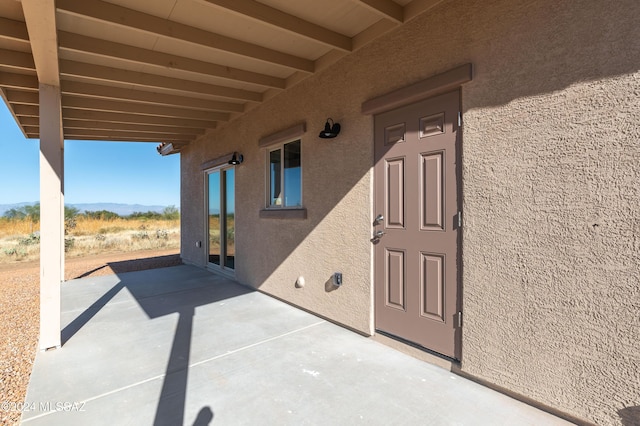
374,90,461,360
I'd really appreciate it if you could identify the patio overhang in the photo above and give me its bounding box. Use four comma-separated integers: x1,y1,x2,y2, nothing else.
0,0,446,147
0,0,448,351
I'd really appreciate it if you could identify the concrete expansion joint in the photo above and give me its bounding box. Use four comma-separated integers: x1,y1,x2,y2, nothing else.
24,320,327,423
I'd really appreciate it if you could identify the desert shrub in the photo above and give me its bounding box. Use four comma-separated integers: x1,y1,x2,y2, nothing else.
97,226,125,234
83,210,120,220
19,232,40,246
209,233,220,247
65,218,77,235
64,237,75,252
3,204,40,222
129,211,162,220
95,234,107,241
156,229,169,239
3,248,17,256
132,231,149,240
65,206,80,220
162,205,180,220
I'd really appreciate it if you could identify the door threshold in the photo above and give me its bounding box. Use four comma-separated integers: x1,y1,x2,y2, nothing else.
206,265,236,279
373,330,460,371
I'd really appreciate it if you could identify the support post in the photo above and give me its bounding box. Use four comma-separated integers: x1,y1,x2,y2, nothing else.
39,83,64,351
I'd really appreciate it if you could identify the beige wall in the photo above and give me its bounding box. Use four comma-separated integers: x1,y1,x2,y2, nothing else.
181,0,640,424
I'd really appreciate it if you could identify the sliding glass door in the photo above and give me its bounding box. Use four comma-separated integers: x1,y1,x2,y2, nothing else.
207,167,235,272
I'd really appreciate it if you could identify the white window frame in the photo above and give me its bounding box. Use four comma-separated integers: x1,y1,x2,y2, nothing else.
266,139,302,209
258,123,307,220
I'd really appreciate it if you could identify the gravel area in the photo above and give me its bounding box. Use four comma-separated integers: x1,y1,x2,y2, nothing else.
0,249,181,426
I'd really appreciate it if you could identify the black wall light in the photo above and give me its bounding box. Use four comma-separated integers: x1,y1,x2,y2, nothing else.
318,118,341,139
228,152,243,165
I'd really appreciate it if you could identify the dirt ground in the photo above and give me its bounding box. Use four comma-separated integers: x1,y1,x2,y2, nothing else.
0,249,182,426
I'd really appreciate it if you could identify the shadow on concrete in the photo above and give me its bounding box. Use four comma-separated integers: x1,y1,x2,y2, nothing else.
192,407,214,426
619,406,640,426
62,264,250,425
72,254,183,279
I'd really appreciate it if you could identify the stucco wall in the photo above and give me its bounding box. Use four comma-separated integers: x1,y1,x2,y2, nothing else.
457,2,640,425
181,0,640,424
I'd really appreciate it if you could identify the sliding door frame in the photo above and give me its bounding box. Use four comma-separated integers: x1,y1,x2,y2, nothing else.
204,164,235,276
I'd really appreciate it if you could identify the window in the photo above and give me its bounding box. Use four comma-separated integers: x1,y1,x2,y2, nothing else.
268,140,301,208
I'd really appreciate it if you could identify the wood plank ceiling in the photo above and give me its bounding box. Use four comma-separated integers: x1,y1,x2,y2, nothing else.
0,0,443,153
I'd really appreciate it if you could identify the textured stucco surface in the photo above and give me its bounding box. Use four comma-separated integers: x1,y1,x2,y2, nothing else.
457,2,640,425
180,1,640,424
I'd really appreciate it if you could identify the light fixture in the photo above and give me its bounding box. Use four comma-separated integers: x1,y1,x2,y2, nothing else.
157,143,180,156
228,152,243,165
318,118,341,139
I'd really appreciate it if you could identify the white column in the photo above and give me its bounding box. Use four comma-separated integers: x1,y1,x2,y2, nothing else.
39,83,64,351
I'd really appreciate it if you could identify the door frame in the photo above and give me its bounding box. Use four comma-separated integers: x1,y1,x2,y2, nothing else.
204,164,236,277
362,64,472,361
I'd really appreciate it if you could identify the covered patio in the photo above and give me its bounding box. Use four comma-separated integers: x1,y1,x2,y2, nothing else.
3,1,638,424
22,265,570,425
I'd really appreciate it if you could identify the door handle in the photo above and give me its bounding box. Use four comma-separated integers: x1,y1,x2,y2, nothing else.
374,214,384,225
374,230,385,238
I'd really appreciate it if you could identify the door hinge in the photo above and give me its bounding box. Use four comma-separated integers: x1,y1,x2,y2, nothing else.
456,211,462,228
457,111,462,128
456,311,463,328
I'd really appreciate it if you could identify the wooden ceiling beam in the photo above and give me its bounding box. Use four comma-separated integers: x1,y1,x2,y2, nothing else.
57,31,286,89
64,134,191,143
13,104,39,116
0,17,30,43
353,19,398,51
62,119,206,136
0,87,29,138
62,128,195,142
200,0,352,52
59,60,263,102
62,95,230,121
0,49,36,71
61,80,244,113
404,0,446,22
0,71,38,90
357,0,404,23
17,116,39,126
21,0,60,86
4,89,39,105
56,0,315,72
62,108,216,129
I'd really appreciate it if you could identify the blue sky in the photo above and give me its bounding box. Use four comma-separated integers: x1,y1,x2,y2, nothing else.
0,101,180,207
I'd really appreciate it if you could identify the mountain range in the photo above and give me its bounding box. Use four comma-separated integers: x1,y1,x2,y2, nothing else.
0,202,174,217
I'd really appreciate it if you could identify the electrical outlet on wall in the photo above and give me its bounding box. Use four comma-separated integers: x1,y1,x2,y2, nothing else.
333,272,342,287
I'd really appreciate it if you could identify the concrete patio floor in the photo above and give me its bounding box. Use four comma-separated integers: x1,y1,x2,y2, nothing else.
22,265,572,425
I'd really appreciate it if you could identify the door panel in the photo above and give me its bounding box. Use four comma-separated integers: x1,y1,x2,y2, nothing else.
385,249,406,310
224,168,235,269
386,158,405,229
208,171,221,266
421,152,444,231
207,167,235,272
420,253,444,322
374,90,461,360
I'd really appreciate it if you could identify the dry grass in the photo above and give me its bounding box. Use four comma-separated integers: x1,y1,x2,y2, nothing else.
71,216,179,236
0,218,39,238
0,217,180,264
